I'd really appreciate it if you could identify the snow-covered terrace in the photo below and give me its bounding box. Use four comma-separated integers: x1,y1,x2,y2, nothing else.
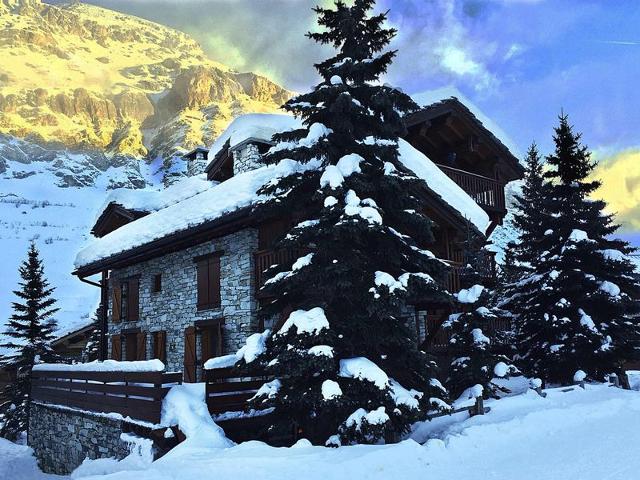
75,113,490,271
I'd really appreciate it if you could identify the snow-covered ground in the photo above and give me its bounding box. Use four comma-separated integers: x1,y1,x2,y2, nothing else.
3,382,639,480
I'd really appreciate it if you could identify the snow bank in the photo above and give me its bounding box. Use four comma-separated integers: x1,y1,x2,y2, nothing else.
339,357,389,389
11,384,640,480
33,359,165,372
160,383,233,448
76,158,320,268
397,140,491,234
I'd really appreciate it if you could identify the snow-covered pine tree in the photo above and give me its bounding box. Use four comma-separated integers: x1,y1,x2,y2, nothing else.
496,143,549,300
0,242,59,440
444,301,515,400
244,0,451,445
516,114,640,384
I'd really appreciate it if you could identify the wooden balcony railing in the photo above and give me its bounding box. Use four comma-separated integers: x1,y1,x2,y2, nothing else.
436,164,506,213
255,249,305,291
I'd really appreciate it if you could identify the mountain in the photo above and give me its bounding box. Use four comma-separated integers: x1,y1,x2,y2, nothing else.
0,0,292,345
0,0,290,181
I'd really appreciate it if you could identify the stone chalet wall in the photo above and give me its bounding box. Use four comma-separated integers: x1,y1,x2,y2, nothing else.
107,228,260,373
29,402,131,475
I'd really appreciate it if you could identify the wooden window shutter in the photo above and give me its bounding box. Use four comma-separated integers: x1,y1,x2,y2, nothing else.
111,334,122,360
184,326,197,383
216,321,223,357
208,257,221,308
112,286,121,323
128,278,139,321
136,332,146,361
201,328,212,364
197,260,208,309
154,331,166,363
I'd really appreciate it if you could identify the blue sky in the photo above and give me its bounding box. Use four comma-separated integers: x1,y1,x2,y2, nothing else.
86,0,640,242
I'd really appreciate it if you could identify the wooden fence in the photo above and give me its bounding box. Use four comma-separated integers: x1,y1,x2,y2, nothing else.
205,367,270,414
31,369,182,424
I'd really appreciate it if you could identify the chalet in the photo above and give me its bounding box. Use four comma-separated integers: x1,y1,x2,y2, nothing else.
73,97,523,383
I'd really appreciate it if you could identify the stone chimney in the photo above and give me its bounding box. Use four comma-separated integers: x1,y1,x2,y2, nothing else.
232,142,264,175
183,147,209,176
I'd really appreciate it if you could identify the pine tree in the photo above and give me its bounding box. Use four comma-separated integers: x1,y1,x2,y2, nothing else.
444,302,515,401
515,114,640,384
0,242,59,440
244,0,451,445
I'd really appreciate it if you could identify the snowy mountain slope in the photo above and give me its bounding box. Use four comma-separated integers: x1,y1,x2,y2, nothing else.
3,382,639,479
0,138,167,352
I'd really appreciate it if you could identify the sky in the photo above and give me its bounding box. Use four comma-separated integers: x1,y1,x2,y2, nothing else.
82,0,640,242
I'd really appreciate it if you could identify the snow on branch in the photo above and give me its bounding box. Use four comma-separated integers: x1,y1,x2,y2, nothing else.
339,357,389,389
277,307,330,337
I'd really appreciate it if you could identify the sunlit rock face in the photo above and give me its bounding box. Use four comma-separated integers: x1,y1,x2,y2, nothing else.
0,0,291,184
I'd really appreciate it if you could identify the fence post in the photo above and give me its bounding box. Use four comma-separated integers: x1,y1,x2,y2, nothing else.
471,395,484,416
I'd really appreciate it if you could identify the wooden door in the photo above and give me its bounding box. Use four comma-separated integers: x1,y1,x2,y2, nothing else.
184,326,197,383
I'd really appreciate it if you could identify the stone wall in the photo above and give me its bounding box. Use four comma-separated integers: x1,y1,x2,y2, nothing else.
29,403,131,475
232,142,262,175
107,228,260,372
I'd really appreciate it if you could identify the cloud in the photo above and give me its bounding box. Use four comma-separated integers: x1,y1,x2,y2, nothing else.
592,147,640,233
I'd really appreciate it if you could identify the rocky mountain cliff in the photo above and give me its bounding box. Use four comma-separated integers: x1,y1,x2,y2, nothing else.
0,0,291,185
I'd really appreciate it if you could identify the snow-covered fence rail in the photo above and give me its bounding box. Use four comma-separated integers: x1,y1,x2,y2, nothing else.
31,369,182,424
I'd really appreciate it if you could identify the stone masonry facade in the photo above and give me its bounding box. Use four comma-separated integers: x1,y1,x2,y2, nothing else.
232,142,263,175
29,403,131,475
107,228,260,373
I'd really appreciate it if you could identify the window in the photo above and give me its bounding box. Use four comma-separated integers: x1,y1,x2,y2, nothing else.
195,253,222,310
113,278,139,322
152,274,162,293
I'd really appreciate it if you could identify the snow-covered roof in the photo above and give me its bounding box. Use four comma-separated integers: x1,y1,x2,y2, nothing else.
76,111,492,270
397,139,490,233
208,113,300,161
93,174,213,224
411,86,522,159
75,158,319,269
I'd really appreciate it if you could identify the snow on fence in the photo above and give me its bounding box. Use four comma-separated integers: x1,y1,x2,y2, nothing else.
31,368,182,424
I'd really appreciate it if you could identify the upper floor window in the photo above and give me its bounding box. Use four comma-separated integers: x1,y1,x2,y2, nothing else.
152,273,162,293
112,277,139,322
195,252,222,311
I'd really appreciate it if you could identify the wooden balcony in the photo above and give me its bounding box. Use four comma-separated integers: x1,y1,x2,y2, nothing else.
436,164,506,214
255,249,304,292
